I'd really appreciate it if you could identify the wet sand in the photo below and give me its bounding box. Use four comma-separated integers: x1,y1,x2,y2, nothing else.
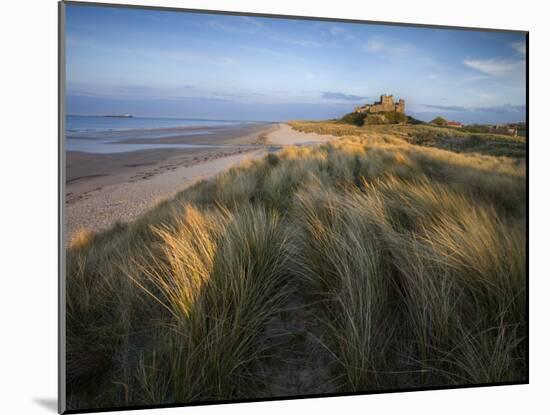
116,123,276,145
65,123,334,241
66,146,258,204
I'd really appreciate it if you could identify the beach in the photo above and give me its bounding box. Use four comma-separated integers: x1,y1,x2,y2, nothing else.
66,122,333,240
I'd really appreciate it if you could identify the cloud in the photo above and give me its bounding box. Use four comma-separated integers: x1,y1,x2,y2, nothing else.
260,30,322,49
154,49,238,66
66,35,99,49
468,90,494,100
67,33,239,68
236,44,296,60
329,26,355,40
364,39,384,52
207,20,232,32
423,104,467,112
422,103,525,115
322,92,369,101
476,104,525,114
511,41,526,56
463,58,525,76
207,16,266,33
240,16,265,27
66,82,273,103
278,37,322,48
207,17,321,48
67,83,200,99
463,74,489,82
363,37,413,55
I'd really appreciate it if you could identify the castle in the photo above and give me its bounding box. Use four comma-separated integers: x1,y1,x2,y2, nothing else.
355,95,405,114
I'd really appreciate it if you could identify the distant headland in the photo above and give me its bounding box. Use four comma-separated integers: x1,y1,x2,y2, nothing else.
103,114,133,118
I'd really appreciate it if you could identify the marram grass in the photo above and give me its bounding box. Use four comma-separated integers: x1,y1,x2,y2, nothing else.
66,124,526,409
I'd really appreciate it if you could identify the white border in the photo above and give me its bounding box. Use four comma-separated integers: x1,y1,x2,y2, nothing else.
2,1,546,414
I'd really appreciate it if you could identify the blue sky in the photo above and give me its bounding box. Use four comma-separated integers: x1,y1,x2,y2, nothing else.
65,4,527,123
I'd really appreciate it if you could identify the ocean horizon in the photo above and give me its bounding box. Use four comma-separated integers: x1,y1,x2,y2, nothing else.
66,114,271,134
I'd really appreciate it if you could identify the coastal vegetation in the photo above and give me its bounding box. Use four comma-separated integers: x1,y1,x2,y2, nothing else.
66,122,526,410
292,120,526,158
431,116,448,126
339,110,410,126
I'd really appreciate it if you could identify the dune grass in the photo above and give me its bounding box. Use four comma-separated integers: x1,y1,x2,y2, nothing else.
289,120,527,158
65,124,526,409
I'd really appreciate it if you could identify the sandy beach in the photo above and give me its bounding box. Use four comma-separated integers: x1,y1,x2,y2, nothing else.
66,122,334,241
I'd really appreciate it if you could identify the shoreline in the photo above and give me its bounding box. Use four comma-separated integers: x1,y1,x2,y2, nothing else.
68,122,275,142
66,123,334,241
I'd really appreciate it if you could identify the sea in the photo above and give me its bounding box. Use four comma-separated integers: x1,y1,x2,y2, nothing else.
65,115,265,154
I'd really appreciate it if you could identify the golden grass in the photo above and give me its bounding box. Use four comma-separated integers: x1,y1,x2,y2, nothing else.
289,120,527,158
66,125,526,409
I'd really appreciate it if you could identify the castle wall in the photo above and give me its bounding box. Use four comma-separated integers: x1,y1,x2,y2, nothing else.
369,104,385,113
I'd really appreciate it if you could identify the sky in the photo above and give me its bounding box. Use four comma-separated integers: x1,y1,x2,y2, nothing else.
65,4,527,124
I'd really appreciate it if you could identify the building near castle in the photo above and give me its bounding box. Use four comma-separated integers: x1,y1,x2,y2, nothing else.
492,124,518,136
355,95,405,114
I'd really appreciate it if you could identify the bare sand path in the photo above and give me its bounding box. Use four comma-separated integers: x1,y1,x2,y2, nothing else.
66,123,335,241
265,123,334,145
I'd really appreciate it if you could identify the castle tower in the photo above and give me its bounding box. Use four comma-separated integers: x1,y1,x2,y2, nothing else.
380,95,395,111
381,94,393,103
396,99,405,113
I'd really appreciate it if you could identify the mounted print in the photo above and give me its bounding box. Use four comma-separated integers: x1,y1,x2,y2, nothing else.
59,1,528,413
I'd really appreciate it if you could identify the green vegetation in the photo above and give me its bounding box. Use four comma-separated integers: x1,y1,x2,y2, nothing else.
339,111,368,126
517,125,527,137
406,115,425,125
339,111,409,126
431,116,448,126
381,111,408,124
66,122,526,410
461,124,492,134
